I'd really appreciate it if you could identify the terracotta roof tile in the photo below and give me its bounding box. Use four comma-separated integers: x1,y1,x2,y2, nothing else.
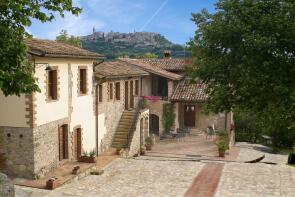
26,39,104,59
171,80,208,102
120,59,183,80
135,58,191,71
95,60,149,78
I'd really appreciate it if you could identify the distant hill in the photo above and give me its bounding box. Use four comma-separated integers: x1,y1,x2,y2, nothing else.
80,31,190,59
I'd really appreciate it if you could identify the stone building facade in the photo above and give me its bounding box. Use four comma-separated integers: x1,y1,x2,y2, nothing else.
94,60,149,154
0,39,103,179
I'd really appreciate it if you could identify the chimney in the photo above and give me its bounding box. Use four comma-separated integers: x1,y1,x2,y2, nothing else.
163,50,172,59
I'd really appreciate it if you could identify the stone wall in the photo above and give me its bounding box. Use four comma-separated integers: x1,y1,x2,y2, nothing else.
128,109,149,157
0,173,14,197
0,118,69,179
33,118,68,179
97,77,141,153
0,126,34,178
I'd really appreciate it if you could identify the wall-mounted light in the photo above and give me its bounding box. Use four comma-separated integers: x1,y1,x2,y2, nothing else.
35,63,52,71
45,64,52,71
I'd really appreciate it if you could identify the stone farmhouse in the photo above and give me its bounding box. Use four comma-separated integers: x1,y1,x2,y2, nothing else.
0,40,234,179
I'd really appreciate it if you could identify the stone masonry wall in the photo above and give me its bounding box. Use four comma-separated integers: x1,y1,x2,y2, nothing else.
128,109,149,157
0,126,34,179
33,118,68,179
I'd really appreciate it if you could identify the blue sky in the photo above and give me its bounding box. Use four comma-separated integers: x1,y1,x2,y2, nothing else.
28,0,217,44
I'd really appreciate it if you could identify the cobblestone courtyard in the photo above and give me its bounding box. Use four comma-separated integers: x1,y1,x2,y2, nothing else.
15,140,295,197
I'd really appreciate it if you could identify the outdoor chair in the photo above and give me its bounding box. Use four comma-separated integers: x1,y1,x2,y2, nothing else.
205,126,215,139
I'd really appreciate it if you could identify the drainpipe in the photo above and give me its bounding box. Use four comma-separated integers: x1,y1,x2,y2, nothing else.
93,59,105,156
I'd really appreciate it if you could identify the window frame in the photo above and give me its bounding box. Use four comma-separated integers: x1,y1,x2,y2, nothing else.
135,80,139,96
109,83,114,100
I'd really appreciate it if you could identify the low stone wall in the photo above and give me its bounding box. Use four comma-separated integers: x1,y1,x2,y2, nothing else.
0,173,14,197
0,126,34,178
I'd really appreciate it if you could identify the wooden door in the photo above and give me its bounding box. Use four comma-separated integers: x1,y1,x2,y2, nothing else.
130,81,134,108
125,81,129,110
184,105,196,127
73,128,82,160
58,124,68,161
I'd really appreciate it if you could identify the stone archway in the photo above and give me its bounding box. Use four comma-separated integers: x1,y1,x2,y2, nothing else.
149,114,160,136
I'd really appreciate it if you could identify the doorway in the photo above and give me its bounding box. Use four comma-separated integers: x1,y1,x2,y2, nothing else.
58,124,68,161
73,127,82,160
149,114,160,136
184,105,196,127
125,81,129,110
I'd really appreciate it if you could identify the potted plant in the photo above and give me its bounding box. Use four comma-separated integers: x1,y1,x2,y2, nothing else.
140,146,146,155
217,140,228,157
78,150,97,163
145,137,153,151
46,177,60,190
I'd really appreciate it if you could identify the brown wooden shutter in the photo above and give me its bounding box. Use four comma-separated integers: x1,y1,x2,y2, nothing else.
99,84,103,102
110,83,113,100
116,82,120,100
135,80,139,95
52,70,57,99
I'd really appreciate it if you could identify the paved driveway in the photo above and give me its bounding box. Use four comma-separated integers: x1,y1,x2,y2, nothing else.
16,159,204,197
15,141,295,197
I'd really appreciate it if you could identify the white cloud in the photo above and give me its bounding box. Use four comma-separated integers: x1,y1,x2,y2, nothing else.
31,12,105,39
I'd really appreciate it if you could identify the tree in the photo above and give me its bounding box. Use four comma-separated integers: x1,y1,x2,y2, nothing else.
0,1,82,96
188,0,295,139
56,30,82,48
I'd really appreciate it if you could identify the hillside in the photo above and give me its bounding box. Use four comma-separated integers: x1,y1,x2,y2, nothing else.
80,31,188,59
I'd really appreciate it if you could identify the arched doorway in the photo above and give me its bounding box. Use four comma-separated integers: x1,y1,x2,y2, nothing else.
149,114,159,136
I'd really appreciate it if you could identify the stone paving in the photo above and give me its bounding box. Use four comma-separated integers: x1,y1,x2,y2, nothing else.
215,142,295,197
15,140,295,197
16,158,204,197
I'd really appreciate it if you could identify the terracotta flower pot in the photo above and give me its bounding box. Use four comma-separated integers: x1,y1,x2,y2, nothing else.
218,149,225,157
46,178,60,190
78,156,97,163
146,144,152,151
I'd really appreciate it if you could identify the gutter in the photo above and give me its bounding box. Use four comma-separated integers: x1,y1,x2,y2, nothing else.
93,58,105,156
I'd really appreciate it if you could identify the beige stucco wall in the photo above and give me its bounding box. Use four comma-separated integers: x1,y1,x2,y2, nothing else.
33,57,96,152
177,102,227,132
0,92,27,127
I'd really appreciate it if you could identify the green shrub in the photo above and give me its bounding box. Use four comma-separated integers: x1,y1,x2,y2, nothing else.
162,103,176,133
217,140,228,151
145,137,153,145
288,153,295,165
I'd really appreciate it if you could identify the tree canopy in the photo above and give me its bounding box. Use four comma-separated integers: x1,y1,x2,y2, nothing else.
56,30,82,48
0,0,82,96
188,0,295,131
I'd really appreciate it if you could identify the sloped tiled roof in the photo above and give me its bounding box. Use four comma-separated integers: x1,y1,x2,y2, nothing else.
136,58,191,71
119,58,183,81
171,80,208,102
26,39,104,59
95,60,149,78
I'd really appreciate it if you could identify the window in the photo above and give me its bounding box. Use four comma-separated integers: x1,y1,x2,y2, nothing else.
99,84,103,102
79,69,87,94
115,82,120,100
135,80,139,95
109,83,113,100
48,70,57,100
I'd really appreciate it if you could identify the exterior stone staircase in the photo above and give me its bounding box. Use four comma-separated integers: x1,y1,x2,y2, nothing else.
112,110,135,149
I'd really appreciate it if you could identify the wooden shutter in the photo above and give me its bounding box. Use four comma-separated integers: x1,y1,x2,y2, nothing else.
116,82,120,100
48,70,57,100
110,83,113,100
99,84,103,102
80,69,87,94
135,80,139,95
